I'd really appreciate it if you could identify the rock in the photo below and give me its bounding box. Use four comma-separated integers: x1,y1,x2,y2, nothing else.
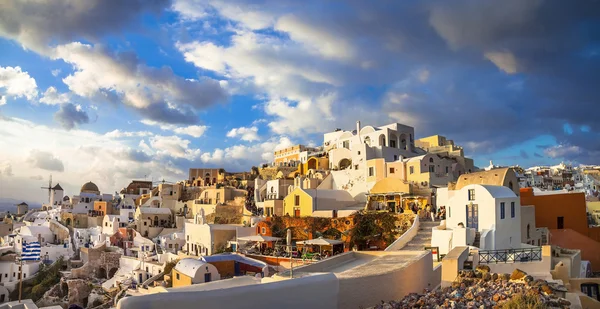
475,265,490,273
492,293,501,302
482,272,492,281
510,269,528,280
491,273,498,281
67,279,93,308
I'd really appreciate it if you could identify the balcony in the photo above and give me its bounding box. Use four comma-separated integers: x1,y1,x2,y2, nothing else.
478,247,542,264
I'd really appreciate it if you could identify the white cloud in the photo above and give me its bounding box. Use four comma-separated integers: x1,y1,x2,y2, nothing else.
104,130,153,138
265,93,337,135
544,144,582,158
40,86,70,105
0,161,13,176
51,69,61,77
172,0,275,30
0,66,38,104
149,135,201,160
26,150,65,172
274,14,354,60
140,119,208,138
226,126,260,141
484,51,518,74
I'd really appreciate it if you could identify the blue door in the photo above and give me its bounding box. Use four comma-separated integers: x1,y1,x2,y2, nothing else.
204,273,212,283
234,261,241,276
466,204,478,230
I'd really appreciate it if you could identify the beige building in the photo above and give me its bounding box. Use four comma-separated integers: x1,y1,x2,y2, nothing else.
134,207,173,237
189,168,224,186
415,135,475,173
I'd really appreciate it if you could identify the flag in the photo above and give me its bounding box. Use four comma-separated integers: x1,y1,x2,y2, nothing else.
22,241,41,261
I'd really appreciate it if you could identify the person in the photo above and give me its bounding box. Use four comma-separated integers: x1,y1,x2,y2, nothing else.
430,205,436,222
425,204,431,221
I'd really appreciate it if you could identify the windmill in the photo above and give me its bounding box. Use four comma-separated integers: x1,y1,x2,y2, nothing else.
40,175,52,203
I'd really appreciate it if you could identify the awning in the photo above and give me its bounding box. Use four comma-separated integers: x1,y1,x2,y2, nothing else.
296,237,344,246
237,235,282,242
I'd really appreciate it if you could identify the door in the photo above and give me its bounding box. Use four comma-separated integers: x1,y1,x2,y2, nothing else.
204,273,212,283
466,204,478,230
234,261,241,276
581,283,599,301
294,209,300,217
557,217,564,229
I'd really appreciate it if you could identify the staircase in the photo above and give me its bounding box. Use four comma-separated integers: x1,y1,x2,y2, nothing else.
400,220,438,251
472,232,481,248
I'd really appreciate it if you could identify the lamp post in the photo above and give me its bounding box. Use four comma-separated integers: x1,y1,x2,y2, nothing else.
286,229,293,279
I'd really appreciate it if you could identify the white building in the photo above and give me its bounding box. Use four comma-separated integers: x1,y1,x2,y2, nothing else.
173,258,221,285
155,231,185,254
102,215,127,236
185,214,255,256
0,261,40,290
432,184,522,255
324,121,419,172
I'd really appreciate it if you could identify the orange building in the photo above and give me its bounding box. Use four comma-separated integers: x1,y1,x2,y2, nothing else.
520,188,591,237
521,187,600,271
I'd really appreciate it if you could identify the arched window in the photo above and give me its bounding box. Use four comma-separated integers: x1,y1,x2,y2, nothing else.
509,181,514,191
379,134,386,147
429,157,434,163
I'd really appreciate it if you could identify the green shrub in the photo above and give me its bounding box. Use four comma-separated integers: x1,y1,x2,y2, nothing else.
502,294,548,309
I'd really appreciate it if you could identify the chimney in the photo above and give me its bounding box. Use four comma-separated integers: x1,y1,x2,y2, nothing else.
356,121,361,140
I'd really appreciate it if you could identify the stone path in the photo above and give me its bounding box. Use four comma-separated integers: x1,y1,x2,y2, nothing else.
399,220,438,251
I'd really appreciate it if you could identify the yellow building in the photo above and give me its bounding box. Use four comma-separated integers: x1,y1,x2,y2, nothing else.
189,168,225,186
453,167,520,196
172,258,220,288
415,135,475,173
366,178,413,212
283,187,360,217
296,156,329,176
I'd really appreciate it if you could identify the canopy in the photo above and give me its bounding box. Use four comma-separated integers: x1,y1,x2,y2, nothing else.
296,237,343,246
237,235,281,242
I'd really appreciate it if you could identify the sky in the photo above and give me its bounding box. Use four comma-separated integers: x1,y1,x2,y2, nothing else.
0,0,599,203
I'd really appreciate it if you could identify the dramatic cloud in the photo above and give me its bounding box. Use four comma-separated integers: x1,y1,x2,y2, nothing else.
0,0,169,52
54,103,90,130
227,126,260,141
0,66,38,105
174,0,600,161
200,136,295,167
27,150,65,172
51,42,226,124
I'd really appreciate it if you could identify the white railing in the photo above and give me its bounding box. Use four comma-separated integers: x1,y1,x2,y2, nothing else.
385,215,420,251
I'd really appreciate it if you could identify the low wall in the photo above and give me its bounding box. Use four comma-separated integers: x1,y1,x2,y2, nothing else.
118,273,339,309
385,215,419,251
441,246,469,288
431,222,453,255
336,251,433,309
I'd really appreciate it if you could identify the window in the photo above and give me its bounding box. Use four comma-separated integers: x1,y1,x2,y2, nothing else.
429,165,435,173
446,166,449,174
216,192,221,202
261,227,266,234
357,151,361,155
389,168,395,174
393,155,398,161
429,157,434,163
508,181,514,191
144,222,147,226
390,140,396,148
342,140,350,149
368,167,374,177
511,202,515,218
176,273,180,280
527,224,530,239
187,235,189,241
468,189,476,201
581,283,600,301
409,166,414,174
500,202,505,219
294,195,300,206
448,207,451,218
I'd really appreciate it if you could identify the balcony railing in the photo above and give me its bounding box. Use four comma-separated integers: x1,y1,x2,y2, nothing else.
478,247,542,264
